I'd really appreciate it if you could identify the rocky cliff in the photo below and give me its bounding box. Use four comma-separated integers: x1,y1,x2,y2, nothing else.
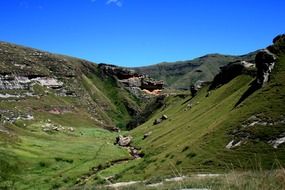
98,63,164,97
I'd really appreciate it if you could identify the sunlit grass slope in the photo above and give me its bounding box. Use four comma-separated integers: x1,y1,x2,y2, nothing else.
99,55,285,182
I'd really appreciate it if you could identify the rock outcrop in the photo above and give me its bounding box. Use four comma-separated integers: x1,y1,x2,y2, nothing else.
98,64,164,97
98,63,141,80
268,34,285,54
255,34,285,86
208,34,284,90
255,49,276,86
0,75,63,90
115,135,132,147
209,60,255,90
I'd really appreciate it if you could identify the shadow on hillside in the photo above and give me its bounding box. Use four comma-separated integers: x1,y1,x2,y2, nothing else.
234,80,261,107
182,97,193,105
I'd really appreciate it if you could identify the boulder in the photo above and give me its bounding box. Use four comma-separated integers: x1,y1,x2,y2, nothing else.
116,135,132,147
209,62,246,90
68,127,74,132
143,132,152,140
161,114,168,120
153,115,168,125
153,118,162,125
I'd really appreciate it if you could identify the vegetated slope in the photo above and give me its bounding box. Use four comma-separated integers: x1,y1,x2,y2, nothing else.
0,42,143,189
133,52,257,89
96,35,285,183
0,41,142,130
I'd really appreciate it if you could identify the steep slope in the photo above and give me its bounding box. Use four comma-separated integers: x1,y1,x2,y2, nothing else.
133,52,257,89
0,42,145,189
95,35,285,183
0,42,142,130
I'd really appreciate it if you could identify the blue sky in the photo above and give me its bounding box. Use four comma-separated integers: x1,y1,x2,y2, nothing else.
0,0,285,67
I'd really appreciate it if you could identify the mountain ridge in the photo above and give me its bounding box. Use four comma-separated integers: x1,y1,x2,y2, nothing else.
132,51,258,89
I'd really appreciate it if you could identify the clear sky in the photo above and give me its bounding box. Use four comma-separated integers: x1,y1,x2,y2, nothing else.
0,0,285,67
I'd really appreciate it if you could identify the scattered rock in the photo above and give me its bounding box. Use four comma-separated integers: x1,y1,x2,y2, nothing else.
115,135,132,147
41,121,72,133
226,140,243,149
161,114,168,120
110,126,120,132
68,127,75,132
0,110,34,123
23,114,34,120
128,147,143,159
153,115,168,125
268,136,285,149
143,132,152,140
228,115,285,149
153,118,162,125
241,115,278,128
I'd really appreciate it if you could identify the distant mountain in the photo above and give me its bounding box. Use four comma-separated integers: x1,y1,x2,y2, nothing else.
133,52,257,89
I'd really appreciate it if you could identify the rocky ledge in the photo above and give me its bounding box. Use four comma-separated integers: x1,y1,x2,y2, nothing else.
98,63,164,97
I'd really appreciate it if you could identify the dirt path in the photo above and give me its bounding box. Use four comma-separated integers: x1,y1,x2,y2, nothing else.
106,174,221,188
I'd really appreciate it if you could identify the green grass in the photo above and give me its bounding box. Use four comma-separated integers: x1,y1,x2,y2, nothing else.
1,39,285,189
81,72,142,129
97,55,285,182
0,62,142,189
0,120,130,189
95,169,285,190
0,82,136,189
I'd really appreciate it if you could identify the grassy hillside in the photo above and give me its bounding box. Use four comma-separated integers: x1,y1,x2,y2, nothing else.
0,41,142,129
0,42,143,189
0,36,284,189
95,39,285,185
133,52,257,89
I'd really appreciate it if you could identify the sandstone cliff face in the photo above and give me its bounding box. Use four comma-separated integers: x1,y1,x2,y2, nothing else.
98,63,164,97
